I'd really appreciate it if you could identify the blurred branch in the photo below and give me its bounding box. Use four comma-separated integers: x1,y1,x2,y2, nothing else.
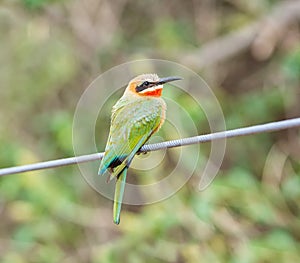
67,0,127,51
182,1,300,69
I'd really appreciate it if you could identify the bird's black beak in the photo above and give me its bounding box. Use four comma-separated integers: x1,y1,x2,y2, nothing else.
156,76,182,86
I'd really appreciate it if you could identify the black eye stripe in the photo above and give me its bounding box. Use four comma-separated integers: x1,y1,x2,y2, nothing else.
135,81,154,92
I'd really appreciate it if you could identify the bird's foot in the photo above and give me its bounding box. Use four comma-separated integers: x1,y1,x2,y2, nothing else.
137,151,148,155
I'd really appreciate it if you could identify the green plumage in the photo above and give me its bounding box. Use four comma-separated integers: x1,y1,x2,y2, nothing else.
99,95,165,224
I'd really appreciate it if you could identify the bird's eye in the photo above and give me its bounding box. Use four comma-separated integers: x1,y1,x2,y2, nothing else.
136,80,152,92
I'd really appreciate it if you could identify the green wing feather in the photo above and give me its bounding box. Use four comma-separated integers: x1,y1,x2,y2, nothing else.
99,98,163,176
98,97,164,224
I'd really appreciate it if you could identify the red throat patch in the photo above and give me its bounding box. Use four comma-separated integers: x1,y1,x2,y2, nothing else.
139,88,162,97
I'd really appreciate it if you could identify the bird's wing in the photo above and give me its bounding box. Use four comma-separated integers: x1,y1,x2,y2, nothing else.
98,99,163,177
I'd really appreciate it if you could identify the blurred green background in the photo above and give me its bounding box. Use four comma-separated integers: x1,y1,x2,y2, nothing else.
1,0,300,262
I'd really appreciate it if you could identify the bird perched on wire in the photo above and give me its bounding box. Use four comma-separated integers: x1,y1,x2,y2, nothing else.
98,73,182,224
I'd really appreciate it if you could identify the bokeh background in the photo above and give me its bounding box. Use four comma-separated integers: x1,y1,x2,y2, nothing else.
1,0,300,262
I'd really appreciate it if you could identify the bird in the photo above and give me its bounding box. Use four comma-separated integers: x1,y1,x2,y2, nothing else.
98,73,182,224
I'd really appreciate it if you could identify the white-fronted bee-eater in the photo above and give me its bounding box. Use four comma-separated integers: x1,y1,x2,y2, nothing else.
98,74,182,224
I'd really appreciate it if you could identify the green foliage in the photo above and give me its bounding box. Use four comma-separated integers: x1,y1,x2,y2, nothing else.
283,47,300,80
154,19,196,51
22,0,60,9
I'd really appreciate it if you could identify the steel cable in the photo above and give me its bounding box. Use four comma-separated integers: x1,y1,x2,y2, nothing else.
0,117,300,176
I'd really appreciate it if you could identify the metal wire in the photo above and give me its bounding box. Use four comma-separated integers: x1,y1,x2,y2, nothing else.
0,117,300,176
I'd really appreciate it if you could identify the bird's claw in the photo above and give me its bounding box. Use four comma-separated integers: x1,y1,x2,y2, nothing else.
137,151,148,155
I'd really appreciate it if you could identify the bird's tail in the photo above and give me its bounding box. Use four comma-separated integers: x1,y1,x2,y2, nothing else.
113,167,128,225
